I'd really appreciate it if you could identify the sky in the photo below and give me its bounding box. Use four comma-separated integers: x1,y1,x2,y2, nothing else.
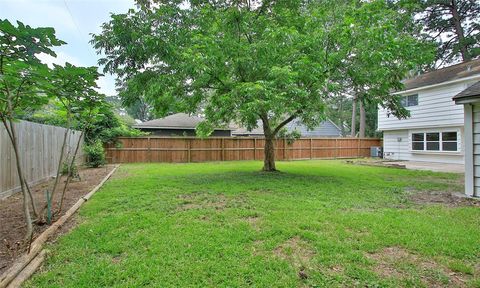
0,0,135,96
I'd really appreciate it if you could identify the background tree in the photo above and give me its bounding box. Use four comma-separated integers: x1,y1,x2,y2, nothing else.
118,76,155,122
338,1,435,138
325,91,351,136
0,19,64,239
93,0,433,171
416,0,480,65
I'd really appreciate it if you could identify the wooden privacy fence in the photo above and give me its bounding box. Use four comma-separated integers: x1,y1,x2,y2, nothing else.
0,120,84,198
105,137,382,163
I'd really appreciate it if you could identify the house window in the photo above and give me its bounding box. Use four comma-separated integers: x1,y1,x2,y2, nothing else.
426,133,439,151
411,133,424,150
442,132,458,151
411,131,458,152
401,94,418,107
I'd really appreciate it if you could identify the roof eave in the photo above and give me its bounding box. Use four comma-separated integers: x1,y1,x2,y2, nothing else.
454,95,480,105
393,74,480,95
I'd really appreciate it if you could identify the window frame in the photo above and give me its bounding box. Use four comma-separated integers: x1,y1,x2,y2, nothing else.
401,94,419,107
410,131,459,153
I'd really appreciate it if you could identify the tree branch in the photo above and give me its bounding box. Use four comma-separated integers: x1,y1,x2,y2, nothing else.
272,110,301,136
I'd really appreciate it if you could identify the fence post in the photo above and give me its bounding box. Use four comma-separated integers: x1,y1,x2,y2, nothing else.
253,138,256,160
283,138,287,160
310,138,313,159
335,138,338,159
187,138,191,163
221,138,225,161
147,137,151,162
357,138,361,158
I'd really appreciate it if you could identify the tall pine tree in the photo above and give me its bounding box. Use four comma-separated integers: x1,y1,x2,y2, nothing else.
417,0,480,65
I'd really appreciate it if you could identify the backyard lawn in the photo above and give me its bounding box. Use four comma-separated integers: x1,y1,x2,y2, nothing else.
26,160,480,287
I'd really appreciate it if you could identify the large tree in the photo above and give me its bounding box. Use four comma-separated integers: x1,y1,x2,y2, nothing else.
93,0,433,171
415,0,480,65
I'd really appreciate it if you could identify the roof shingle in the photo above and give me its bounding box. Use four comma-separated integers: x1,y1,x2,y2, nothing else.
402,58,480,91
133,113,232,130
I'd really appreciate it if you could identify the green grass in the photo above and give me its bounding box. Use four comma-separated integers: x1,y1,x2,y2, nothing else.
26,160,480,287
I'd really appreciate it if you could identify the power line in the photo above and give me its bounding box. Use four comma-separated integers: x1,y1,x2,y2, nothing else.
63,0,90,46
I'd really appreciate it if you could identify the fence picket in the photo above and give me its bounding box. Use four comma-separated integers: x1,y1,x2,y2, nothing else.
0,121,84,198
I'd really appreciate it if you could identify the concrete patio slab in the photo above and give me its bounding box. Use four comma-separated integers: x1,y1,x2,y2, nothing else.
387,161,464,173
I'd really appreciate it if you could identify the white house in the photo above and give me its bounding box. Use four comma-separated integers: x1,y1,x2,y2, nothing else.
378,59,480,164
453,81,480,197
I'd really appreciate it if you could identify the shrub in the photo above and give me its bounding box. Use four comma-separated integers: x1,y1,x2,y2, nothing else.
61,159,79,178
84,140,106,168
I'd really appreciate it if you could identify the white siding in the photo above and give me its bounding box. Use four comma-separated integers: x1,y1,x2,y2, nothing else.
383,128,464,164
377,81,476,131
473,104,480,196
383,130,409,160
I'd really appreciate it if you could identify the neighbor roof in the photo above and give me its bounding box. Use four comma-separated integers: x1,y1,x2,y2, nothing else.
453,81,480,103
133,113,232,130
231,124,264,136
401,58,480,91
232,119,342,136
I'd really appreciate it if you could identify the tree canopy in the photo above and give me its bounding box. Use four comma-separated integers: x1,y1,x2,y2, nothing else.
0,19,65,121
93,0,434,170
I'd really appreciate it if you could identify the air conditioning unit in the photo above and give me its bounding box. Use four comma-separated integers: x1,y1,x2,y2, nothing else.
370,146,383,158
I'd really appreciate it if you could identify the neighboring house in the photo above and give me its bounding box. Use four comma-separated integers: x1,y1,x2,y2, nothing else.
453,81,480,197
377,58,480,164
133,113,232,136
232,119,342,137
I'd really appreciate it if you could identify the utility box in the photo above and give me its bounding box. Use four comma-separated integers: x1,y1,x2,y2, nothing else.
370,146,383,158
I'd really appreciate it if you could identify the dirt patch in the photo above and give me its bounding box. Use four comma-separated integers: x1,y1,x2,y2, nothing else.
274,236,316,280
250,239,266,258
176,193,249,212
409,191,480,207
0,165,115,275
367,247,469,287
111,253,126,265
274,237,315,268
241,214,261,231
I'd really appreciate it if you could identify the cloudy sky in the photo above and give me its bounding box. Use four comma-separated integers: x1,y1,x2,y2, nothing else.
0,0,135,96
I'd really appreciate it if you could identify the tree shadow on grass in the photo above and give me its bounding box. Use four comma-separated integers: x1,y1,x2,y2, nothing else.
176,171,344,188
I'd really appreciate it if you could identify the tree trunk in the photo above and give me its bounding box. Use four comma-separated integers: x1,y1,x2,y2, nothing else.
351,96,357,137
41,113,70,218
7,118,34,241
260,112,299,171
359,99,366,138
450,0,470,61
261,115,277,172
58,131,84,214
263,136,276,171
